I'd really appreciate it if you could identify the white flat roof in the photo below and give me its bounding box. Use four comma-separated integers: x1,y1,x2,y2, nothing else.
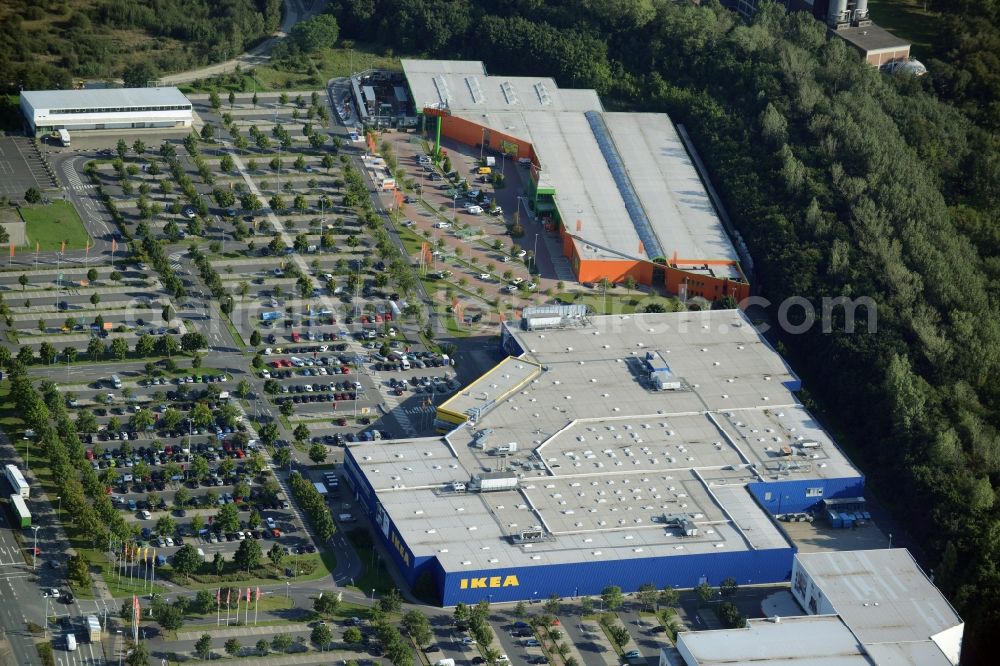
604,112,739,269
401,59,601,113
677,615,872,665
350,311,865,572
796,550,963,645
21,87,191,111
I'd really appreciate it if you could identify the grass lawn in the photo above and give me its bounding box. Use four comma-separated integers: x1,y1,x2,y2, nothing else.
868,0,942,55
19,201,93,251
556,291,682,315
178,43,401,94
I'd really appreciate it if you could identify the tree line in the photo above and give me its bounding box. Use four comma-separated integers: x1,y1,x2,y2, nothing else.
0,0,282,93
329,0,1000,660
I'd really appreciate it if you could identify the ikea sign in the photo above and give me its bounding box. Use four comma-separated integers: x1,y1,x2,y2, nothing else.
459,575,520,589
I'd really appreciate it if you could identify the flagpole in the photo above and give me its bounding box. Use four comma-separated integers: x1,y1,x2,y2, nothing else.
151,551,156,591
254,589,259,625
216,589,221,626
246,588,251,624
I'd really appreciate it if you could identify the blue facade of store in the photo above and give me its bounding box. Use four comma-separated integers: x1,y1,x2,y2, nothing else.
747,475,865,515
344,447,798,606
437,546,795,606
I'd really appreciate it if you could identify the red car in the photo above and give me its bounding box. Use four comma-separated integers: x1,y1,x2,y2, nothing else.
271,528,281,538
271,360,282,368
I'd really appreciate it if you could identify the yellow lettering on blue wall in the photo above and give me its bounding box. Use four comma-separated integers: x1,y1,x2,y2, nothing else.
390,531,411,567
459,574,521,589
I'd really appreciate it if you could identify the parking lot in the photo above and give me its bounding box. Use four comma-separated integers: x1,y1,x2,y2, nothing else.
47,361,321,565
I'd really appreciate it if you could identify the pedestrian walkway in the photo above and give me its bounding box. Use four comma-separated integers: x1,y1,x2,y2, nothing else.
178,622,311,641
578,619,624,666
214,650,360,666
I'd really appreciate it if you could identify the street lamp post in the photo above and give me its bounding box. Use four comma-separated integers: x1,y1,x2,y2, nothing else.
56,496,61,521
370,588,375,603
888,533,892,549
286,581,290,599
31,525,40,570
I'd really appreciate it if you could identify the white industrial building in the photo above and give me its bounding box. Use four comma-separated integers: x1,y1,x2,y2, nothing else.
661,548,963,666
19,87,193,135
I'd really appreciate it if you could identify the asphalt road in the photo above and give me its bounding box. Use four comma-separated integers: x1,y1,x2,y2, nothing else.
157,0,325,86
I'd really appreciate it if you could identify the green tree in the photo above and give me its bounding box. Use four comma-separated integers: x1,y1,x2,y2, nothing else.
268,542,284,567
271,633,292,653
224,638,241,656
194,634,213,659
314,593,340,616
234,537,263,571
695,582,714,604
311,623,332,650
343,627,362,644
24,187,42,204
637,582,659,611
290,14,340,52
601,585,624,611
111,337,128,360
720,577,738,597
607,624,630,649
255,639,269,656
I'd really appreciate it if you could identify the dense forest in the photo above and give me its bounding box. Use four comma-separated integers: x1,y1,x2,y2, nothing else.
332,0,1000,660
929,0,1000,130
0,0,282,92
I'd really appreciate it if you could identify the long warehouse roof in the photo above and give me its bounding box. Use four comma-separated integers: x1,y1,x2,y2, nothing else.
21,87,191,110
401,59,740,274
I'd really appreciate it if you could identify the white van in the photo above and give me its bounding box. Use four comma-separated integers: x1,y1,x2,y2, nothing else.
66,633,77,651
399,356,411,370
111,375,122,389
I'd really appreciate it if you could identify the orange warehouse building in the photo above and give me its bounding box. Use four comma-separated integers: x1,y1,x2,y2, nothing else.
402,59,750,303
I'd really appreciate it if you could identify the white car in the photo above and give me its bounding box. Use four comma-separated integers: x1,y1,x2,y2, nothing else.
466,205,483,215
433,222,451,229
260,369,271,379
140,511,152,520
401,219,415,227
266,517,276,529
525,282,537,291
263,348,273,355
516,250,527,258
323,273,334,282
461,637,477,645
478,273,491,280
490,206,504,216
510,277,524,285
164,537,174,547
387,328,397,337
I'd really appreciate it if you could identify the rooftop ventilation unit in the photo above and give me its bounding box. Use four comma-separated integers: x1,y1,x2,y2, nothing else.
660,513,699,537
501,81,518,105
534,82,552,106
465,76,484,104
432,75,452,108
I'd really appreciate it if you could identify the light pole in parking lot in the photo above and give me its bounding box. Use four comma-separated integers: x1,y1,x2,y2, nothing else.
56,496,61,521
286,581,290,599
31,525,40,570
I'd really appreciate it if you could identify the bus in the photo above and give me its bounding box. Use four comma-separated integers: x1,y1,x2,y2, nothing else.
4,464,28,498
58,129,70,146
9,493,30,528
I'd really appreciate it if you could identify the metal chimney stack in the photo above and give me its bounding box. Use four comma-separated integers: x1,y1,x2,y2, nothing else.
828,0,850,29
854,0,872,26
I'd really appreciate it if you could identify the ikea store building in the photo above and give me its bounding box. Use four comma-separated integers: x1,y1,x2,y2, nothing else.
344,309,865,605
